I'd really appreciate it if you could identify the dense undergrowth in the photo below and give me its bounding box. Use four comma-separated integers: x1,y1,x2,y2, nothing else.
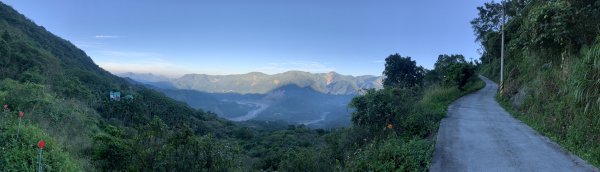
492,43,600,167
0,109,80,171
474,0,600,167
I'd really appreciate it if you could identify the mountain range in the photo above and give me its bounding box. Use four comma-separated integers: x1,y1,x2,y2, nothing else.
118,71,372,127
118,71,383,95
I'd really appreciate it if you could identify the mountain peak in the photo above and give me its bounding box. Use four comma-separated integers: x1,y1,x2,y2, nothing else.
247,72,267,75
165,70,383,95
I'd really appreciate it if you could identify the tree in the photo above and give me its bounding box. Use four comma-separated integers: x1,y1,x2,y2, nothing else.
350,88,419,136
434,54,466,75
523,0,576,52
91,126,133,171
471,1,504,42
382,54,426,89
433,54,475,90
1,30,11,42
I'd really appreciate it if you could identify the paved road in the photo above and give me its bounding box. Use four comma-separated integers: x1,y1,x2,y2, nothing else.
430,76,598,172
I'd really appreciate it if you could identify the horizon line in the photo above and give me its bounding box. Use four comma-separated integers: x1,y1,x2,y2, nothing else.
111,70,383,78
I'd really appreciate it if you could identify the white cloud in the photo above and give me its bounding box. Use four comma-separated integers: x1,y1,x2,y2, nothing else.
91,50,196,77
94,35,120,39
72,41,105,48
255,61,335,74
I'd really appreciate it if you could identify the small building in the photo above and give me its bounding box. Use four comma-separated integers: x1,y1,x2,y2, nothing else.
109,91,121,101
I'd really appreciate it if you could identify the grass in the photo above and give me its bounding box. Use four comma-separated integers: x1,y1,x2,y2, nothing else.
487,43,600,168
496,94,600,168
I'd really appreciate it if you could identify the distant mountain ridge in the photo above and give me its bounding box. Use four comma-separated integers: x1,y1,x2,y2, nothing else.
118,72,171,83
152,84,354,128
118,71,383,95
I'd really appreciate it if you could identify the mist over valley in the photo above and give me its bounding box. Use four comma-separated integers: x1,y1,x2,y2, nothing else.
119,71,383,128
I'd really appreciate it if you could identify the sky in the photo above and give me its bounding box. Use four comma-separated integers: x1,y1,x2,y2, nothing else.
3,0,489,77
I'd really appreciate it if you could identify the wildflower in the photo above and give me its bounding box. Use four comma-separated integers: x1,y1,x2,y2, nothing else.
387,124,393,129
18,111,24,118
38,140,45,149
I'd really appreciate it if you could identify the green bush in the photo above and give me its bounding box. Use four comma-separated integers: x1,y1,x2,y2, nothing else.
347,137,433,172
280,148,333,172
350,88,419,137
0,111,80,171
431,54,476,90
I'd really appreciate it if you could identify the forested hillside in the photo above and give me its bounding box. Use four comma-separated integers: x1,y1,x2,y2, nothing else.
473,0,600,167
0,1,241,170
0,1,484,171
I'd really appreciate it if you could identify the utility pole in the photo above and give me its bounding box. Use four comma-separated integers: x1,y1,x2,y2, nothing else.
500,0,506,94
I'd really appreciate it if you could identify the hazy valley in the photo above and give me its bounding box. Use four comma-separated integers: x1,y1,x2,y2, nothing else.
119,71,382,128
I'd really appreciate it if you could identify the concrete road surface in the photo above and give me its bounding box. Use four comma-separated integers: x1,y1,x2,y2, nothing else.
430,76,598,172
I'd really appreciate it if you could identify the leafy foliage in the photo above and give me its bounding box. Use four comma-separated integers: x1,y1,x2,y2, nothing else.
383,54,426,89
572,42,600,114
0,109,80,171
347,137,433,171
471,1,504,42
350,88,419,136
431,54,476,90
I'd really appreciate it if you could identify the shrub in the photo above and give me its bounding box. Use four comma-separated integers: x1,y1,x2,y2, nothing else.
0,111,80,171
347,137,433,172
349,88,419,137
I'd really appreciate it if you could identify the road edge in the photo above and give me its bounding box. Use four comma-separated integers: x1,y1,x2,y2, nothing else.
493,82,600,172
428,76,486,171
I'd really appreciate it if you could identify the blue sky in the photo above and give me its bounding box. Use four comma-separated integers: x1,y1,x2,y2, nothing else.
3,0,489,77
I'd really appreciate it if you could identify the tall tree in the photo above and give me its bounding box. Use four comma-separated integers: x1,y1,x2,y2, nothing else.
382,54,425,89
471,1,504,42
432,54,475,90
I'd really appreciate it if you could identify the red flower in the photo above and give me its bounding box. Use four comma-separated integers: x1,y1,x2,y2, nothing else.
38,140,45,149
18,111,24,118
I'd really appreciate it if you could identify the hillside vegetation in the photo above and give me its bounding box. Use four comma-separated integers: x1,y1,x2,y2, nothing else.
473,0,600,167
0,2,241,170
0,1,484,171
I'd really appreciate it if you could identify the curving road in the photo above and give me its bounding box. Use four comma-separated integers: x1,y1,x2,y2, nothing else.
430,76,598,172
